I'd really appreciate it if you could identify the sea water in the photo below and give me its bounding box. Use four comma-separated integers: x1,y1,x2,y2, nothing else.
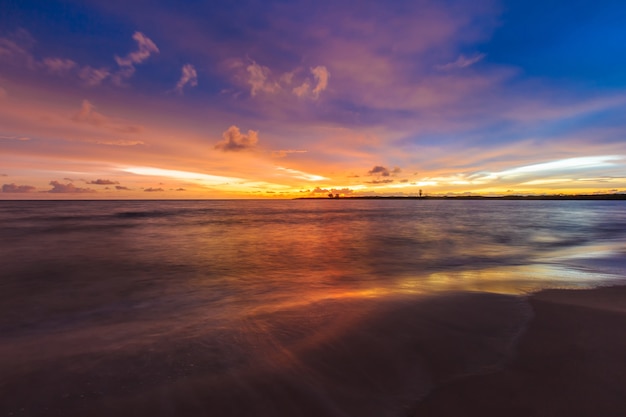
1,199,625,416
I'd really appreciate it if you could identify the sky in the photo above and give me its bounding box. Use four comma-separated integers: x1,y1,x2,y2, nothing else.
1,0,626,199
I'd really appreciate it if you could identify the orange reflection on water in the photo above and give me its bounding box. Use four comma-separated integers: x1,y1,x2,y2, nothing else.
417,264,618,295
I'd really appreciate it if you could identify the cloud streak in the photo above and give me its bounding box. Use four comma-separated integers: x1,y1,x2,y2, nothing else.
78,66,111,86
88,179,119,185
42,58,77,74
112,32,159,85
71,100,144,135
436,53,486,71
175,64,198,94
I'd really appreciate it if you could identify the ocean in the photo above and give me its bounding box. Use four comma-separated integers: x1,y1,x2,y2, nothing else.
1,199,625,416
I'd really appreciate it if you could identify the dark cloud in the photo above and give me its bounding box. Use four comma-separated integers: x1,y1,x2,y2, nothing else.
48,181,95,193
175,188,186,191
215,125,258,152
367,166,402,177
144,187,164,192
88,179,119,185
2,183,36,193
115,185,130,190
311,186,354,195
368,165,390,176
367,179,394,184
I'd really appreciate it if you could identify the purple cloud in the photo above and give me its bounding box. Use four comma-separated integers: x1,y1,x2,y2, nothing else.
88,179,119,185
2,183,36,193
47,181,95,193
175,64,198,94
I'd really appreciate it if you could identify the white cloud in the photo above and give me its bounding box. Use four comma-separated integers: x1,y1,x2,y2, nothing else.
175,64,198,94
122,166,243,185
496,156,623,177
275,167,328,181
214,125,259,151
436,53,486,71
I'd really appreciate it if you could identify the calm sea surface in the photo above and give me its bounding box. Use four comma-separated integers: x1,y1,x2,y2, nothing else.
1,199,625,416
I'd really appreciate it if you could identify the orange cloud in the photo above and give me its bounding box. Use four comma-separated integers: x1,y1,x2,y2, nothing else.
215,125,259,152
246,61,279,96
71,99,144,134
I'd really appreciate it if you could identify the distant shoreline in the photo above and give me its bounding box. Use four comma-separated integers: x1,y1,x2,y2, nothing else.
296,194,626,200
1,194,625,202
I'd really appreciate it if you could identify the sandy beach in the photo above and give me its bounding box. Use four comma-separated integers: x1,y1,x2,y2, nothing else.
2,285,625,416
412,285,626,417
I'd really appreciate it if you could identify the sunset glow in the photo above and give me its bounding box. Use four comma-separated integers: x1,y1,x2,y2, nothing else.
1,0,626,199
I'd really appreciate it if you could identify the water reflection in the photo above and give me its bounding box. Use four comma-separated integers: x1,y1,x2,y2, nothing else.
1,199,625,416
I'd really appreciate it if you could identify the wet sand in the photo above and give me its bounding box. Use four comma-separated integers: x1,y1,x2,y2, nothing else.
413,285,626,417
0,292,530,417
2,286,625,416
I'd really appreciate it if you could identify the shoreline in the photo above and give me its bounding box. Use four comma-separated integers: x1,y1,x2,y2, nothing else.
412,285,626,417
295,194,626,200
